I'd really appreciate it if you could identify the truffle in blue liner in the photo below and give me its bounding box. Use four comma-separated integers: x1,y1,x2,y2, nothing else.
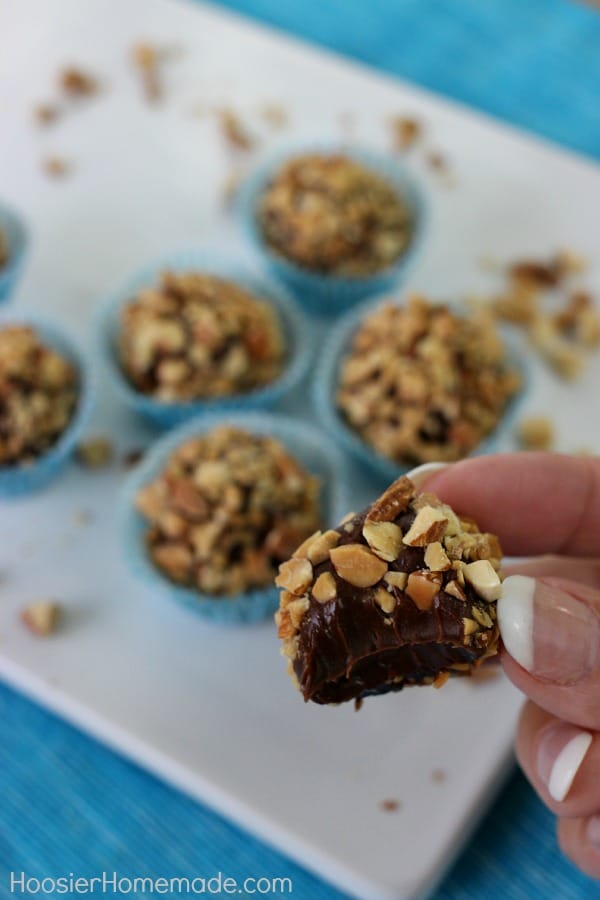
237,144,428,317
120,411,349,624
0,315,94,497
98,251,312,428
313,295,527,482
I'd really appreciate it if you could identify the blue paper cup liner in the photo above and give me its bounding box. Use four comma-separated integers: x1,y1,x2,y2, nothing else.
120,411,350,625
236,142,429,318
97,250,312,429
313,296,530,482
0,314,94,497
0,202,28,304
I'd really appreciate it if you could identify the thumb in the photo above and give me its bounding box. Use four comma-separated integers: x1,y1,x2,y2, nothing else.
498,575,600,730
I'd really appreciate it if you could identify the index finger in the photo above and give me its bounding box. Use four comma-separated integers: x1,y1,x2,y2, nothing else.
424,452,600,558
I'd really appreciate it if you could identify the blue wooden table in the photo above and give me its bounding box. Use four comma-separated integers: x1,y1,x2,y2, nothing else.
2,1,600,897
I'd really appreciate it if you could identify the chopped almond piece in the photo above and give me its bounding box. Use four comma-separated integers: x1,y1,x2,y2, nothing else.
403,506,448,547
21,601,61,636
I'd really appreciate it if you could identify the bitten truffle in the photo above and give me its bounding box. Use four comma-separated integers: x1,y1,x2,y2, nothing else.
275,475,502,704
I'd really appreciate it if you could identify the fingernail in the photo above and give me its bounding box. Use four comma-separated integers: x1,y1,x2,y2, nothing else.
405,462,450,492
537,722,592,802
497,575,600,683
586,815,600,851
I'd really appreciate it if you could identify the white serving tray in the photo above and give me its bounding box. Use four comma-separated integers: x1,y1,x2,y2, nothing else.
1,1,599,898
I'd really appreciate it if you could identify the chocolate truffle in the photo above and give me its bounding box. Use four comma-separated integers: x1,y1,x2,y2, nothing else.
337,296,522,464
136,426,321,596
119,271,285,402
0,325,78,466
275,475,502,704
258,154,412,277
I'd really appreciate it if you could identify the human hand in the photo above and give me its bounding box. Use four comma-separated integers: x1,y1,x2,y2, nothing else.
422,453,600,879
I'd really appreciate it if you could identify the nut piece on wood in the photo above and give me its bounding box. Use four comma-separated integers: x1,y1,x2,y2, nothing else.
307,529,341,565
463,560,502,602
329,543,388,587
405,571,442,610
362,520,403,561
366,476,414,523
424,541,451,571
403,506,449,547
275,557,313,595
21,601,61,636
312,572,337,603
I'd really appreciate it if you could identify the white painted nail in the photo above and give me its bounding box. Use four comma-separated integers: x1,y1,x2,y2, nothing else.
497,574,535,671
548,731,593,802
405,462,450,492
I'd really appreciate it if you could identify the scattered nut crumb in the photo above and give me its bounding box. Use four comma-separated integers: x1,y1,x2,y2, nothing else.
131,43,164,102
431,769,446,783
42,156,71,178
76,437,114,468
21,601,61,636
354,697,363,712
123,447,145,469
221,170,243,208
426,151,447,171
34,103,61,125
217,108,255,151
259,104,288,129
389,115,421,151
73,508,93,526
380,799,401,812
60,67,99,97
517,416,554,451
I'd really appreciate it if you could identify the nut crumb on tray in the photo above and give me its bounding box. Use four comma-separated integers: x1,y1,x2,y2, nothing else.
217,108,255,151
336,295,521,465
34,103,61,125
517,416,554,451
0,325,78,466
257,153,413,277
131,43,168,102
490,251,600,379
59,67,99,98
21,600,61,636
136,426,321,596
118,271,285,402
76,436,114,468
389,116,421,151
42,156,71,178
276,475,502,704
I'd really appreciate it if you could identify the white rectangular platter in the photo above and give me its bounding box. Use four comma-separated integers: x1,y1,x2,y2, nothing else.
1,1,600,898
